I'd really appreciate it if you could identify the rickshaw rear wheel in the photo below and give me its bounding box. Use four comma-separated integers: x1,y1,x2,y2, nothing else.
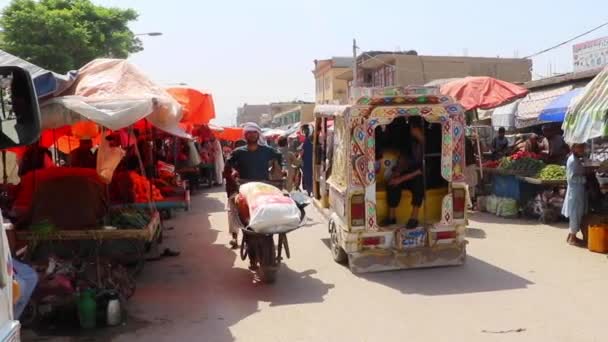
329,220,348,265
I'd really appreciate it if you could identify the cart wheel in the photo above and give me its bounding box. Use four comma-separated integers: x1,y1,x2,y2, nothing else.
258,266,277,284
329,220,348,265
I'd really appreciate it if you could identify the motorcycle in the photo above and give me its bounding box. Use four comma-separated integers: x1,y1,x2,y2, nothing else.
234,179,309,284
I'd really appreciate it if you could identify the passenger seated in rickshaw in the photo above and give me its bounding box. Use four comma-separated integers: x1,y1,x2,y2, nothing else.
382,121,425,229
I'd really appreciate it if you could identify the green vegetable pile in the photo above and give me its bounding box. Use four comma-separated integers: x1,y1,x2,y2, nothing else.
105,208,151,229
499,157,512,169
538,164,566,181
503,157,545,174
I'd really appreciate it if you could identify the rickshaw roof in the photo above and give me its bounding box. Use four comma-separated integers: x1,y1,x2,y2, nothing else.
352,86,464,121
313,104,350,118
313,86,464,121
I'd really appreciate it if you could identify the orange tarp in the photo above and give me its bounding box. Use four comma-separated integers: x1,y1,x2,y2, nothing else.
440,76,529,111
167,88,216,125
215,127,244,142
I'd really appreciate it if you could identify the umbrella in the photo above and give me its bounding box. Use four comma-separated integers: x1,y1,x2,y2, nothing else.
440,76,529,111
167,88,216,125
538,88,583,123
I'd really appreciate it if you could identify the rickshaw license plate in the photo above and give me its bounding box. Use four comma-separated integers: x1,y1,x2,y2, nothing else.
399,228,426,249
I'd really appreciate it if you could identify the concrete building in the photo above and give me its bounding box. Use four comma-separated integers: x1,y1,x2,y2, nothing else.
313,57,353,105
236,104,271,125
270,101,315,127
337,51,532,100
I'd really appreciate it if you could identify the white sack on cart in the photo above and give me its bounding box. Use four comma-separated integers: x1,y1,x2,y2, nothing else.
239,182,300,234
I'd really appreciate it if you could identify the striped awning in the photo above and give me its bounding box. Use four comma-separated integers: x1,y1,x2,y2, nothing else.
563,67,608,143
515,85,573,128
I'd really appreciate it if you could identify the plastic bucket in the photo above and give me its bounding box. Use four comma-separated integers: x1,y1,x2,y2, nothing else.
588,224,608,254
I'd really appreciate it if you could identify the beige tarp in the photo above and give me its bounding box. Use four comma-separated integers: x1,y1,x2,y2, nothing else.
40,59,188,137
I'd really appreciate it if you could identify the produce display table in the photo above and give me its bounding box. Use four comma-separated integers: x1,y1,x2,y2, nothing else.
16,211,161,242
111,193,190,219
517,177,567,186
177,166,201,191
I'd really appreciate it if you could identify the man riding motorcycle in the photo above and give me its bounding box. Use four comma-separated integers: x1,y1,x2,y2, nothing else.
224,122,282,250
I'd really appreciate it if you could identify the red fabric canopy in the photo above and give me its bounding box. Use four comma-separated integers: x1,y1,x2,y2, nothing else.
167,88,216,125
215,127,244,142
440,76,529,111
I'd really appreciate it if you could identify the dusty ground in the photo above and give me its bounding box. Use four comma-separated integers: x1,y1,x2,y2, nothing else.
27,188,608,342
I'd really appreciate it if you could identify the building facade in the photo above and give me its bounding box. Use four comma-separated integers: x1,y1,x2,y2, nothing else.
236,104,271,125
338,51,533,100
270,102,315,127
313,57,353,105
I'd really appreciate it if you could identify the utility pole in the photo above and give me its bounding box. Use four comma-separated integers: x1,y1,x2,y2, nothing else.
352,39,358,87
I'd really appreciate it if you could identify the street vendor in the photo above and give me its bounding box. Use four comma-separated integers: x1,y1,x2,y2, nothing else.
541,125,569,165
524,133,542,154
562,143,588,247
69,139,96,169
18,142,53,177
491,127,509,160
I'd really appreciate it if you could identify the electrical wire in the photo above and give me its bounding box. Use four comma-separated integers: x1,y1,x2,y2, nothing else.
524,21,608,58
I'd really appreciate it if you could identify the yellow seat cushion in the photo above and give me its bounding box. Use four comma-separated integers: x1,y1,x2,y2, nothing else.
376,188,448,224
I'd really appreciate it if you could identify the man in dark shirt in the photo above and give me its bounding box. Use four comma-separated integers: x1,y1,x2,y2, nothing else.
225,123,282,181
224,123,281,249
383,119,425,229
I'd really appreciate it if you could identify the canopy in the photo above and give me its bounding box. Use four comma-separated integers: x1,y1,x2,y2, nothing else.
440,76,529,111
40,59,188,138
563,66,608,143
0,49,76,98
538,88,583,123
263,128,286,139
491,100,520,130
515,85,572,128
166,88,215,125
215,127,244,142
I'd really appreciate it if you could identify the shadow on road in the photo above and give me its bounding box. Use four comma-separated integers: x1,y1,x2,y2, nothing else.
466,227,487,239
470,212,568,230
115,189,333,342
359,255,533,296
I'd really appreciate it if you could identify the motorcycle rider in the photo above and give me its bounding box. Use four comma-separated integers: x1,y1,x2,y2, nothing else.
224,123,282,251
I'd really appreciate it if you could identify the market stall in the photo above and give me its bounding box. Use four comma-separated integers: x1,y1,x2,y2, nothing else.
0,58,194,327
562,66,608,252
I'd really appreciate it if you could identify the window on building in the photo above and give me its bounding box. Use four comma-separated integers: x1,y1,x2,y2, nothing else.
385,65,395,86
325,75,331,90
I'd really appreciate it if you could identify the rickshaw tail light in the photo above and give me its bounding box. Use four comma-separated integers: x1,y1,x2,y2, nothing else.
452,188,466,220
361,236,384,246
350,194,365,226
436,231,456,240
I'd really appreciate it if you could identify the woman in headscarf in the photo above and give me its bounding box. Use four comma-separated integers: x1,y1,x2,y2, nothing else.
562,143,588,247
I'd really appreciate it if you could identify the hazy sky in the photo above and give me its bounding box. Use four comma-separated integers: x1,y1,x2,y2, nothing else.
4,0,608,125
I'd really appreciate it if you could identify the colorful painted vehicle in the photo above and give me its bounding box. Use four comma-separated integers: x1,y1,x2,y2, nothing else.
313,86,468,273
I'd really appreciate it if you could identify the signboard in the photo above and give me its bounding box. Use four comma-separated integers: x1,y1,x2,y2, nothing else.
573,37,608,72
